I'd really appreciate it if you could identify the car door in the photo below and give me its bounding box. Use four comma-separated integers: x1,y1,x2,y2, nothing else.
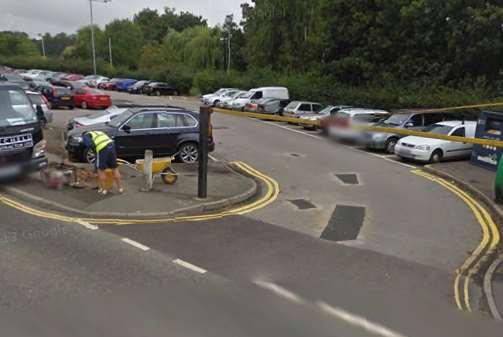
404,114,424,130
150,112,181,156
114,112,157,158
446,126,472,159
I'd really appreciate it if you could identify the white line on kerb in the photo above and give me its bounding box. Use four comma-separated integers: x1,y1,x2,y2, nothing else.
173,259,207,274
253,280,303,303
317,301,408,337
121,238,150,251
260,120,325,140
208,154,219,162
76,220,99,230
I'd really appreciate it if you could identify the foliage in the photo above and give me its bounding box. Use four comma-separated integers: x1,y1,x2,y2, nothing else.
0,31,39,57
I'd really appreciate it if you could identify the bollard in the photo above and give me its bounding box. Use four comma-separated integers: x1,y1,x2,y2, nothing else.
198,105,210,199
144,149,153,192
495,156,503,203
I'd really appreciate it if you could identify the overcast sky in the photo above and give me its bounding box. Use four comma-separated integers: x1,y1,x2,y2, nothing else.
1,0,249,37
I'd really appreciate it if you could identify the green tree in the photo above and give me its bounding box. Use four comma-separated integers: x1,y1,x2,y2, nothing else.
104,19,145,68
0,31,39,57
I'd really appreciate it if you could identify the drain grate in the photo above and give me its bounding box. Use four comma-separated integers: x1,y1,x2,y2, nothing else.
289,199,316,210
321,205,365,242
334,173,359,185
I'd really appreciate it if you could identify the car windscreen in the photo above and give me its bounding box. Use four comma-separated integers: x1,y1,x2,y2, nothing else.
27,93,44,105
422,124,454,135
88,107,127,120
318,106,334,115
0,89,38,127
381,114,410,126
285,102,299,109
108,110,135,128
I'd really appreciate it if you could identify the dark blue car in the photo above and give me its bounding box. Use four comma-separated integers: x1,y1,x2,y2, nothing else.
115,79,138,92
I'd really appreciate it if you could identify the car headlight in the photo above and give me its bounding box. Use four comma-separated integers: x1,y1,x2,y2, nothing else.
415,145,431,151
32,140,47,158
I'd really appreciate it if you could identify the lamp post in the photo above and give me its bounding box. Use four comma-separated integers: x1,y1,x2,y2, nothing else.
108,37,113,67
38,34,46,57
89,0,112,75
224,15,233,73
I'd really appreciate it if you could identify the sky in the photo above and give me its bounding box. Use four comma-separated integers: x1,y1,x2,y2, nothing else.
1,0,249,37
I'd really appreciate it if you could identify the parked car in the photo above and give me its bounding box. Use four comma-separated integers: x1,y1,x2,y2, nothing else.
65,107,215,164
73,87,112,110
206,89,240,107
233,87,290,111
283,101,324,118
34,85,74,109
202,88,237,102
98,78,123,91
252,97,291,115
25,91,53,125
63,74,84,81
363,111,456,153
328,108,390,142
143,82,179,96
88,76,110,88
216,90,246,108
0,73,31,90
395,121,477,163
127,80,151,94
65,104,185,134
115,79,138,92
301,105,352,130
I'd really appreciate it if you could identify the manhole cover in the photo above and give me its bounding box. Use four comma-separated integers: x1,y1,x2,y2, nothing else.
334,173,359,185
289,199,316,210
321,205,366,242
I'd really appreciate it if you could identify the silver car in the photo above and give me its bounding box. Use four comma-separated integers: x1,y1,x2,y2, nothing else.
25,91,53,125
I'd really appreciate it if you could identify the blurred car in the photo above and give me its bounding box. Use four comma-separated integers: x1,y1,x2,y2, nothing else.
283,101,324,118
88,76,110,88
143,82,179,96
395,121,477,163
205,89,240,107
231,92,254,111
115,79,138,92
363,111,456,153
0,73,31,90
127,80,151,94
34,84,74,109
98,78,123,90
218,91,248,109
328,108,390,143
63,74,84,81
202,88,237,102
301,105,352,130
73,87,112,109
25,90,53,125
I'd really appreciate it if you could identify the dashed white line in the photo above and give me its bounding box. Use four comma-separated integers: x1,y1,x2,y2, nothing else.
173,258,207,274
317,301,408,337
76,220,99,230
253,280,304,303
121,238,150,251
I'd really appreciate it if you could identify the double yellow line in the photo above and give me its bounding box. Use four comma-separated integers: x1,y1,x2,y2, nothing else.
413,170,500,311
0,161,279,225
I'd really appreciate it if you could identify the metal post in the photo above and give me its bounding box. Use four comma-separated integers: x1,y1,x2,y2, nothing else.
198,106,210,199
40,36,46,57
89,0,97,75
227,31,231,72
144,149,153,192
108,37,113,67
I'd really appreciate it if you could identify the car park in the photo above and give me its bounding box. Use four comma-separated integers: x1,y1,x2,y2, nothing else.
283,101,324,118
395,121,477,163
128,80,151,94
143,82,179,96
115,79,138,92
328,108,390,142
34,85,74,109
25,91,53,125
73,87,112,109
363,111,456,153
65,107,215,164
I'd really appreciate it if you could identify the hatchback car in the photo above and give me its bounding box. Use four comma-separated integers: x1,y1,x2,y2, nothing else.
128,80,151,94
35,85,74,109
328,108,390,142
65,107,215,164
25,91,53,125
115,79,138,92
283,101,324,118
363,111,456,153
73,87,112,109
395,121,477,163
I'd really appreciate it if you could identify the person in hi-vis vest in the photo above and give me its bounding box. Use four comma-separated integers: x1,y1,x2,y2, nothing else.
83,131,124,195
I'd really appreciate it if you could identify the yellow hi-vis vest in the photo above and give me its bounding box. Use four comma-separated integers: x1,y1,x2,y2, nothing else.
89,131,112,153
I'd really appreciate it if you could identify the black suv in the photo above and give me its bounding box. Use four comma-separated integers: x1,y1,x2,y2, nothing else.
66,107,215,164
34,84,74,109
143,82,179,96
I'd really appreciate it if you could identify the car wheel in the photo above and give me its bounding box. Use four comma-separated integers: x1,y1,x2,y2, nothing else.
84,147,96,164
213,100,220,107
81,101,88,109
385,138,398,154
430,149,443,163
178,142,199,164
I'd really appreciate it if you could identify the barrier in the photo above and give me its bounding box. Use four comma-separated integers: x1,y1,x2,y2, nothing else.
212,108,321,127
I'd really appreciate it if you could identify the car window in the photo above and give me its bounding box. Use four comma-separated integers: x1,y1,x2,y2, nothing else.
408,114,423,127
353,114,385,123
27,93,43,105
125,113,156,130
299,104,311,111
451,127,466,137
424,113,444,125
312,104,322,112
180,114,198,127
285,101,299,109
251,91,263,99
157,113,177,128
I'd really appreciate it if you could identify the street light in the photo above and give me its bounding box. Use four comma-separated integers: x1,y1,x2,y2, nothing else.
38,33,46,57
224,15,233,73
89,0,112,75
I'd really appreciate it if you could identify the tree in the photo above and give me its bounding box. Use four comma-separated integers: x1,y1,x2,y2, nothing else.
0,31,39,57
104,19,145,68
40,33,76,57
134,8,165,42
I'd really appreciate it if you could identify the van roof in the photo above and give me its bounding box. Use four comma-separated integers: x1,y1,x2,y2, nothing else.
437,120,477,127
251,87,288,91
339,108,389,115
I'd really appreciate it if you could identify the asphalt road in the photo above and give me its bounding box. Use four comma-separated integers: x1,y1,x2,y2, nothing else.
1,91,502,336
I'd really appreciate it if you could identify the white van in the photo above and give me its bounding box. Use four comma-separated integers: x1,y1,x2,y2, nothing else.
232,87,289,111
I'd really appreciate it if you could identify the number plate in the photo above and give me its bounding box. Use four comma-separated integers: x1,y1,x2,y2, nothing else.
61,96,70,101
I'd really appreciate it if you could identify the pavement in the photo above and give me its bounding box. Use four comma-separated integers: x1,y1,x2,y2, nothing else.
2,160,257,219
425,160,503,320
1,91,503,336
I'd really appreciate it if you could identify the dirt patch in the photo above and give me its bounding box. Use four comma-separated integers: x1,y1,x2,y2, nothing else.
44,126,67,158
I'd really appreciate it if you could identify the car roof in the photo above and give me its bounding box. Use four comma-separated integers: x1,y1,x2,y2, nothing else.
338,108,389,115
0,83,27,90
290,101,322,105
436,120,477,127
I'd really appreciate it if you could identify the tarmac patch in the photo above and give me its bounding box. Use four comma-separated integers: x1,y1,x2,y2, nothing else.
321,205,365,242
289,199,316,210
334,173,359,185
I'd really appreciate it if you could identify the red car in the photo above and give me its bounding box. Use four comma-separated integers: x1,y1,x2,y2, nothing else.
73,87,112,109
64,74,84,81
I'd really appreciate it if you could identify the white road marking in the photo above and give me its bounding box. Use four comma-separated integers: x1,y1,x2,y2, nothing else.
260,120,325,140
121,238,150,251
317,301,408,337
208,154,219,162
253,280,304,303
173,258,207,274
76,220,99,230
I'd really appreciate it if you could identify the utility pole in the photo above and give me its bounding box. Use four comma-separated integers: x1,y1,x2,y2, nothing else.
88,0,112,75
224,15,233,73
38,34,46,57
108,37,113,67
